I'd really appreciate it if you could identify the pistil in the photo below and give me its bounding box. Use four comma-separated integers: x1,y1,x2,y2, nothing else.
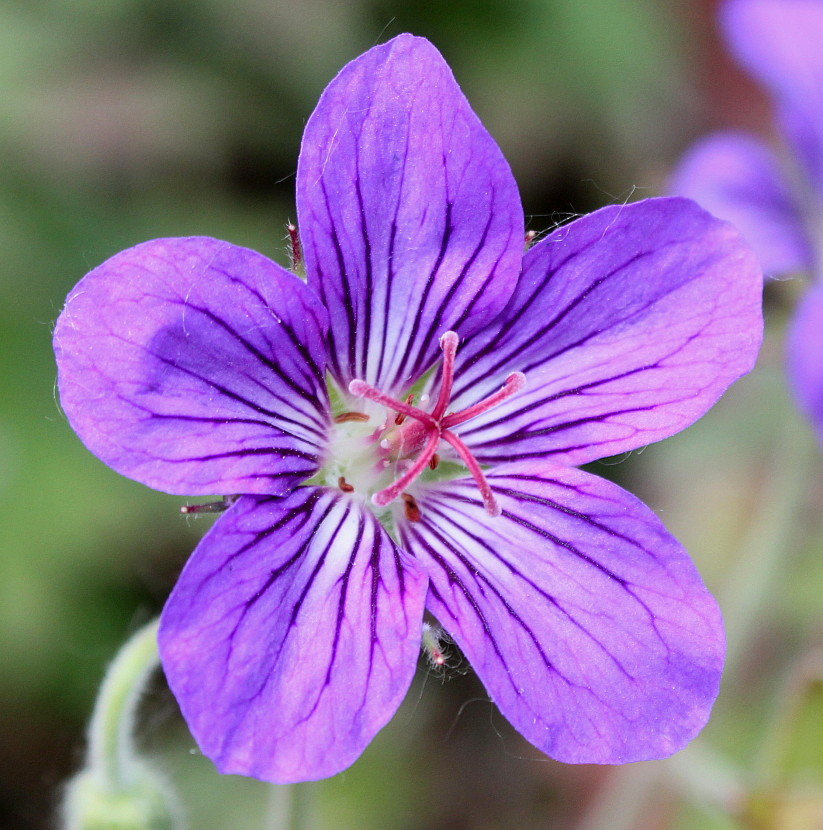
348,331,525,517
372,430,441,507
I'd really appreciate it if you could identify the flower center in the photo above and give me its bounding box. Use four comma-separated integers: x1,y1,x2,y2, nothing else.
343,331,525,518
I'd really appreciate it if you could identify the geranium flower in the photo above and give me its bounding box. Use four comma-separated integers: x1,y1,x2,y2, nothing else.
670,0,823,441
54,34,763,783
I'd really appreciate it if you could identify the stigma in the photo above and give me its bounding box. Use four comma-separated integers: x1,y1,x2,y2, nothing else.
349,331,525,517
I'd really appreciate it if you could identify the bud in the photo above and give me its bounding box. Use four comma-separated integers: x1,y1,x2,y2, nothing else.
62,763,181,830
59,620,183,830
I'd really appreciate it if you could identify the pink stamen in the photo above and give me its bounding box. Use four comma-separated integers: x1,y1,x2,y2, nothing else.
347,333,525,518
441,430,500,516
430,331,458,419
348,380,437,428
372,430,441,507
442,372,526,429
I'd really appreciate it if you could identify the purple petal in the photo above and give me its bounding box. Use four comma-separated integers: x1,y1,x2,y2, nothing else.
296,33,523,393
787,284,823,444
445,198,763,466
777,99,823,207
54,237,330,496
159,489,428,783
722,0,823,106
669,132,812,276
722,0,823,196
400,464,724,764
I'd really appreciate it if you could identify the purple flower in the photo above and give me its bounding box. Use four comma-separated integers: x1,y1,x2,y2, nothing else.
54,35,763,783
670,0,823,442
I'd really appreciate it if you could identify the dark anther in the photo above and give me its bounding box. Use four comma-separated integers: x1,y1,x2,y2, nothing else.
334,411,370,423
338,476,355,493
394,394,415,425
429,453,440,470
181,495,239,514
401,492,421,522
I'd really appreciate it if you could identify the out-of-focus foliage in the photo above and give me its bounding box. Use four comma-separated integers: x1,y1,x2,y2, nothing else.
3,1,823,829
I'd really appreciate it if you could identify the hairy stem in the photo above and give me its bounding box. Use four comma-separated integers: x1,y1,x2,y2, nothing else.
88,619,161,789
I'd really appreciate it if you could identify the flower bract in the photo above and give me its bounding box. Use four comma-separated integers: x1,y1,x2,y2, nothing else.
54,34,764,783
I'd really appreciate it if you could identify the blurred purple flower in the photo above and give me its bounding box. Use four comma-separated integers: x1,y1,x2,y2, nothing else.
54,35,763,783
671,0,823,441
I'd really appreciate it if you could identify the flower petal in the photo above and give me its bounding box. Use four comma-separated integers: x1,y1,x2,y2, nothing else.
297,33,523,393
400,464,724,764
776,99,823,206
159,489,428,783
722,0,823,105
669,131,812,276
54,237,330,496
787,284,823,445
722,0,823,199
446,198,763,466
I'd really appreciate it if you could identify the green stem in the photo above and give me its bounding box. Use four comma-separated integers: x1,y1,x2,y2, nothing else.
753,644,823,787
87,619,161,790
266,783,314,830
720,416,815,673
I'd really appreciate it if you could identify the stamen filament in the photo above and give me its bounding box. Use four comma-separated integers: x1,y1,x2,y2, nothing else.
372,430,441,507
442,372,526,429
348,380,436,427
441,429,500,516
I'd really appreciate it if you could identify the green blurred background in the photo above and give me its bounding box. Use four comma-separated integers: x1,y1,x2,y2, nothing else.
3,1,823,828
